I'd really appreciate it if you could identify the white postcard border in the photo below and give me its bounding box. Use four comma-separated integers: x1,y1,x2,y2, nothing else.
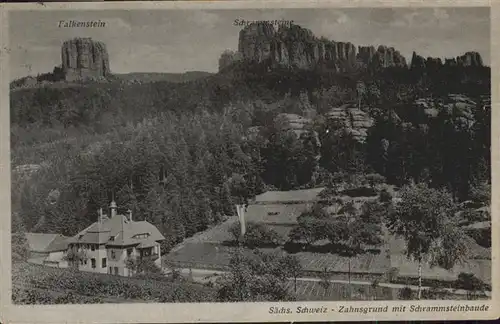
0,1,498,323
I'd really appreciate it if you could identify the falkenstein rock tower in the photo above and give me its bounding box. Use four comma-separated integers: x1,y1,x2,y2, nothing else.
61,37,110,81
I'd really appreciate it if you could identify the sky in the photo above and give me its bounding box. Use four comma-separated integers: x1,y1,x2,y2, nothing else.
9,7,490,80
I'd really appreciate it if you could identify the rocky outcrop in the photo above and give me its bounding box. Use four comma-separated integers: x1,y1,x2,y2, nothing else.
414,94,480,122
325,104,374,142
457,51,483,67
361,45,407,69
411,50,484,70
274,113,313,138
238,23,407,71
61,38,110,81
410,52,426,69
425,57,443,70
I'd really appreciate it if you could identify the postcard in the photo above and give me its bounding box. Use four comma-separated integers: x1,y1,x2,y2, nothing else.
0,0,498,323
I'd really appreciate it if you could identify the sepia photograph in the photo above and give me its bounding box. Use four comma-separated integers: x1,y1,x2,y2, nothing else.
0,0,497,323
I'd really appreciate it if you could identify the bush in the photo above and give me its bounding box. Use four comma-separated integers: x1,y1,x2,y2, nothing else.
11,232,29,263
398,287,414,300
229,221,283,248
379,188,392,203
455,273,487,299
461,209,488,225
244,223,283,248
465,228,491,248
341,187,378,197
385,267,400,282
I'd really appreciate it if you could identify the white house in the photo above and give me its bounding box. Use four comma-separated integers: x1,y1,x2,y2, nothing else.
25,232,70,268
67,201,166,277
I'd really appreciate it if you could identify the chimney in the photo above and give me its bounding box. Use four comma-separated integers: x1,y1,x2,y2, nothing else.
127,209,133,222
236,204,246,240
110,200,117,218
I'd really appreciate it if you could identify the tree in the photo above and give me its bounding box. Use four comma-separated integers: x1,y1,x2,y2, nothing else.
288,219,318,246
318,267,332,297
280,255,303,294
63,249,88,269
125,256,163,277
229,222,282,248
388,183,470,299
320,199,383,299
12,232,30,264
455,273,487,300
356,81,366,110
398,287,414,300
216,249,295,302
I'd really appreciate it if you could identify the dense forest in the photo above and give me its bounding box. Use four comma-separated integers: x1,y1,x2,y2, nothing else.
11,60,491,254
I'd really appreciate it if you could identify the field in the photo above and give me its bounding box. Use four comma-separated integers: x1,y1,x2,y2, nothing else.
166,241,389,282
388,236,491,284
166,216,492,285
286,280,395,301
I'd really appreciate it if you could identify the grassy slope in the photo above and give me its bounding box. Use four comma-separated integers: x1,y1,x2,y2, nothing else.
12,262,216,304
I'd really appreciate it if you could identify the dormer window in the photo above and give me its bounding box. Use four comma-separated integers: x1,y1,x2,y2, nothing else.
132,233,150,239
109,236,115,241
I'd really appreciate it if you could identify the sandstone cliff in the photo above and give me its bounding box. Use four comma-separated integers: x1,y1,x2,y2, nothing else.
410,50,484,69
237,23,407,71
325,104,374,142
61,38,110,81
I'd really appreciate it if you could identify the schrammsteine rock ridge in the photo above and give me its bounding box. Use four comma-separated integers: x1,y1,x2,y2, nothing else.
237,23,407,71
237,23,484,71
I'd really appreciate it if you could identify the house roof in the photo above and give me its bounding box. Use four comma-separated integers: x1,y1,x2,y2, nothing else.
69,214,166,247
253,187,325,204
244,203,310,225
25,233,69,253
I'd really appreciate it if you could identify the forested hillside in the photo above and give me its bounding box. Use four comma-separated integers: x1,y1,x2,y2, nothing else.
11,56,491,253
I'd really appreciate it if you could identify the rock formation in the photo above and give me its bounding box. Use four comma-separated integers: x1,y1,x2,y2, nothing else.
457,51,483,67
411,50,484,70
410,52,426,69
414,94,479,123
367,45,407,69
237,23,407,71
274,113,312,138
325,104,374,142
61,38,110,81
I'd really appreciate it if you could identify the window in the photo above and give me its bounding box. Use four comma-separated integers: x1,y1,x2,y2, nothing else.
132,233,150,239
102,258,107,268
114,267,118,275
111,250,116,259
267,212,279,216
108,267,112,274
109,236,115,241
91,244,95,251
80,259,83,265
127,248,133,256
84,259,87,265
91,258,96,268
